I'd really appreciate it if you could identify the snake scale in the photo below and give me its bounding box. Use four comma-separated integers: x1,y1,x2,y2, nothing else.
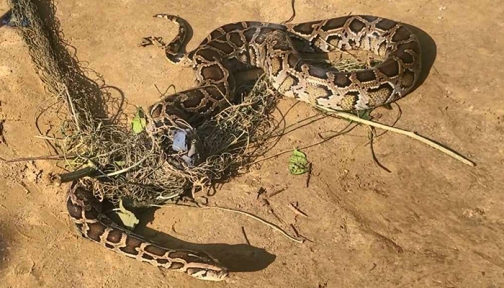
67,14,421,281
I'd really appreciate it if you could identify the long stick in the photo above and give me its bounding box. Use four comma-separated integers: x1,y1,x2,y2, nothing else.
318,107,476,167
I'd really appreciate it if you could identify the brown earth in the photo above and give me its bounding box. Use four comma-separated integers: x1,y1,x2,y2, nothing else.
1,0,504,287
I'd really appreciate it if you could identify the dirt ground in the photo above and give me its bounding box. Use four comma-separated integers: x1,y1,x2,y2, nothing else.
1,0,504,287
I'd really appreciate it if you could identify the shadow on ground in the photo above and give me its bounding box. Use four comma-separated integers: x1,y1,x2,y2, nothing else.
132,207,277,273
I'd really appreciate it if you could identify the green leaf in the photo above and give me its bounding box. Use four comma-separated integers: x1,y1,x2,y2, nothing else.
288,149,310,175
113,199,139,230
355,109,372,120
131,107,147,134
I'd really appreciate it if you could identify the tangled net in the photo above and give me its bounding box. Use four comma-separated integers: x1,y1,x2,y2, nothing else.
7,0,282,208
60,76,279,207
8,0,377,208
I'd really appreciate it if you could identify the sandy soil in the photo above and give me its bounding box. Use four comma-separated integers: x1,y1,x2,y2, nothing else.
1,0,504,287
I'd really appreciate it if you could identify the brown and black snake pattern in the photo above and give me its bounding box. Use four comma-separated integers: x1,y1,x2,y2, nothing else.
66,14,422,281
143,14,421,136
66,182,228,281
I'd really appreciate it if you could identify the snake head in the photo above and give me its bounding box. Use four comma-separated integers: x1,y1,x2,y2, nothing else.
171,250,229,281
186,266,229,281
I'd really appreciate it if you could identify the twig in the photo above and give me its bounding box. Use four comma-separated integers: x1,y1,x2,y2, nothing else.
19,181,31,194
305,162,312,187
259,197,287,225
35,98,61,155
64,85,80,132
0,120,6,146
34,135,65,141
256,187,267,200
288,202,309,218
268,188,286,198
241,226,251,245
0,154,75,163
158,203,304,244
289,224,312,243
97,154,151,178
290,224,300,237
281,0,296,24
154,83,176,97
202,205,303,243
317,107,476,166
368,127,391,173
270,208,288,225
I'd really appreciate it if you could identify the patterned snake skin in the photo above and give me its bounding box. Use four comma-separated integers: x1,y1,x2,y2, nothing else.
143,14,421,136
67,14,421,281
66,182,228,281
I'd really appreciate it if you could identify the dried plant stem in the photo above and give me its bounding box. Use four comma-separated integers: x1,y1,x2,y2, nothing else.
199,205,304,243
98,154,151,178
159,203,304,244
0,154,75,163
318,107,476,167
64,86,81,131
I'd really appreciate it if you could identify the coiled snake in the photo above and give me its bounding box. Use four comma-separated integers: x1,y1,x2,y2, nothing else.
66,14,421,281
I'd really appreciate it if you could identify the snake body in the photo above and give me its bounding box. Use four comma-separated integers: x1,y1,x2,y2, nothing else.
66,182,228,281
67,14,421,281
144,14,421,136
